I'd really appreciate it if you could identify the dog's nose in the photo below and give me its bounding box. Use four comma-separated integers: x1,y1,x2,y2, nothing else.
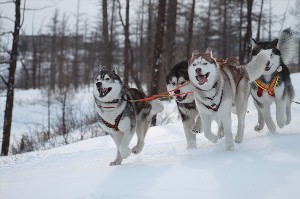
174,90,180,94
96,82,102,88
195,68,202,75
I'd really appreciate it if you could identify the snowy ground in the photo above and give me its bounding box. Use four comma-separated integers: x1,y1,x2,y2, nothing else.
1,73,300,199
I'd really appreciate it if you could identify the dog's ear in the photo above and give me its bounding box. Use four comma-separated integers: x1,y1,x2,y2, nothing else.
112,66,118,74
272,38,279,47
191,50,199,58
205,47,212,57
251,38,257,50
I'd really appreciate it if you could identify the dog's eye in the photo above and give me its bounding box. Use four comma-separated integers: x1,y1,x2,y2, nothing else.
181,81,186,85
270,53,273,58
170,81,176,86
105,78,110,81
202,62,208,65
193,63,197,66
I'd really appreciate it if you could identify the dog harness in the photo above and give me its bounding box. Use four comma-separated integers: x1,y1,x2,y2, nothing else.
100,113,123,132
254,74,279,97
202,90,223,112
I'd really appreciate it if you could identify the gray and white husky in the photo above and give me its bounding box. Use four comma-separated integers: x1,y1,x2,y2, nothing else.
188,48,270,150
250,28,295,133
93,68,163,165
166,61,202,148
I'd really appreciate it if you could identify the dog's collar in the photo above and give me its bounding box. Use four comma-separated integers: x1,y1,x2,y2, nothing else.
254,74,279,97
98,113,123,131
95,98,122,109
202,90,223,112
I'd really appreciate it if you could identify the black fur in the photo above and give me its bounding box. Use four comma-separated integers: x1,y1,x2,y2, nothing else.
166,61,189,84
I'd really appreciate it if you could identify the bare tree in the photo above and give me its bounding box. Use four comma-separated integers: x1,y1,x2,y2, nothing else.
150,0,166,95
185,0,195,60
73,0,80,90
256,0,264,41
1,0,21,156
102,0,112,68
50,9,58,91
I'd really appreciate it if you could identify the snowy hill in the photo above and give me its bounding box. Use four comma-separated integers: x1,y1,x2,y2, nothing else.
1,73,300,199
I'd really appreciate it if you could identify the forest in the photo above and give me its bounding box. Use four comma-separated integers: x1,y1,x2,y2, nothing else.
0,0,300,155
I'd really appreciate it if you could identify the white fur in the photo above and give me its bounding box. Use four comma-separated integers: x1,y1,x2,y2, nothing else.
277,28,297,64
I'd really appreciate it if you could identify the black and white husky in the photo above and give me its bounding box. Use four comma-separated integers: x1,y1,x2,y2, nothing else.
250,28,295,133
188,48,270,150
166,61,202,148
93,68,163,165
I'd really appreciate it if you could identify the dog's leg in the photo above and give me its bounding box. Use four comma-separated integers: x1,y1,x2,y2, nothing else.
275,97,286,128
109,133,123,166
183,119,197,148
235,89,249,143
219,111,234,151
286,99,292,125
262,105,276,133
253,99,265,131
132,120,148,154
119,129,134,159
201,114,218,144
191,114,202,134
216,117,224,138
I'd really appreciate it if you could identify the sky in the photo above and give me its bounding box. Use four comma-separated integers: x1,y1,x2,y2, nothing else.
0,0,297,36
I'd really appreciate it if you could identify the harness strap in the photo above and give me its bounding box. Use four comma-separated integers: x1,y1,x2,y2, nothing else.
202,90,223,112
101,113,123,131
254,74,279,97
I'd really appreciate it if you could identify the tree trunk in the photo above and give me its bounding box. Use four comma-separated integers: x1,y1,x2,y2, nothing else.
102,0,112,68
50,10,58,91
241,0,253,63
256,0,264,41
146,0,153,94
73,0,80,90
150,0,166,95
186,0,195,60
1,0,21,156
123,0,130,88
239,0,244,64
223,0,227,58
164,0,177,71
204,0,212,48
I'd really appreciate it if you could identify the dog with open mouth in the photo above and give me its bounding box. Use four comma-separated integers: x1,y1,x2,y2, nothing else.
250,28,295,133
166,61,202,148
188,48,270,150
93,68,163,165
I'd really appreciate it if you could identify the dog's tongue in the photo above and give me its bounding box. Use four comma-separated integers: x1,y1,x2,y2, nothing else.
197,75,208,85
101,88,108,93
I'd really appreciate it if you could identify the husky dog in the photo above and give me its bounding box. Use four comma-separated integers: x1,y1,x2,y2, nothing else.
250,28,295,133
166,61,202,148
188,48,270,150
93,68,163,165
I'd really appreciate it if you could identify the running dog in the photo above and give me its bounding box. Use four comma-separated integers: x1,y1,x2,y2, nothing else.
93,68,163,165
166,61,202,148
188,48,270,150
250,28,295,133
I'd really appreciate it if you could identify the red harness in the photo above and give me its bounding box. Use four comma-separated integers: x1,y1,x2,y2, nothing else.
101,113,123,131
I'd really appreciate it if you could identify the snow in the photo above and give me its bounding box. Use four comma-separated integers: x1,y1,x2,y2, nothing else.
1,73,300,199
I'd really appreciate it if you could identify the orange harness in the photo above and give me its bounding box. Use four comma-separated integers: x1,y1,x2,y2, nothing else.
254,74,279,97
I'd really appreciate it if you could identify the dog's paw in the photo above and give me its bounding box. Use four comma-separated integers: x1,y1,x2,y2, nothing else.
226,145,234,151
235,136,243,144
109,160,122,166
132,145,143,154
119,147,131,159
192,127,201,134
218,131,224,139
254,124,263,132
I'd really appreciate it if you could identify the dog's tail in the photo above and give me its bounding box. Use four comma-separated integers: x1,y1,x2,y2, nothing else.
278,28,297,65
245,50,271,82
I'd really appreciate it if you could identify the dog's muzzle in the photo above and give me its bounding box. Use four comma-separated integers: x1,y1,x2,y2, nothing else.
96,82,112,97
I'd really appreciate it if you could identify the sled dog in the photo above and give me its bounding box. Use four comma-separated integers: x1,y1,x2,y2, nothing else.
93,68,163,165
250,28,295,133
188,48,270,150
166,61,202,148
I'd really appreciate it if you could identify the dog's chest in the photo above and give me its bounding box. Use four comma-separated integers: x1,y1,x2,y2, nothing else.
251,81,285,104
